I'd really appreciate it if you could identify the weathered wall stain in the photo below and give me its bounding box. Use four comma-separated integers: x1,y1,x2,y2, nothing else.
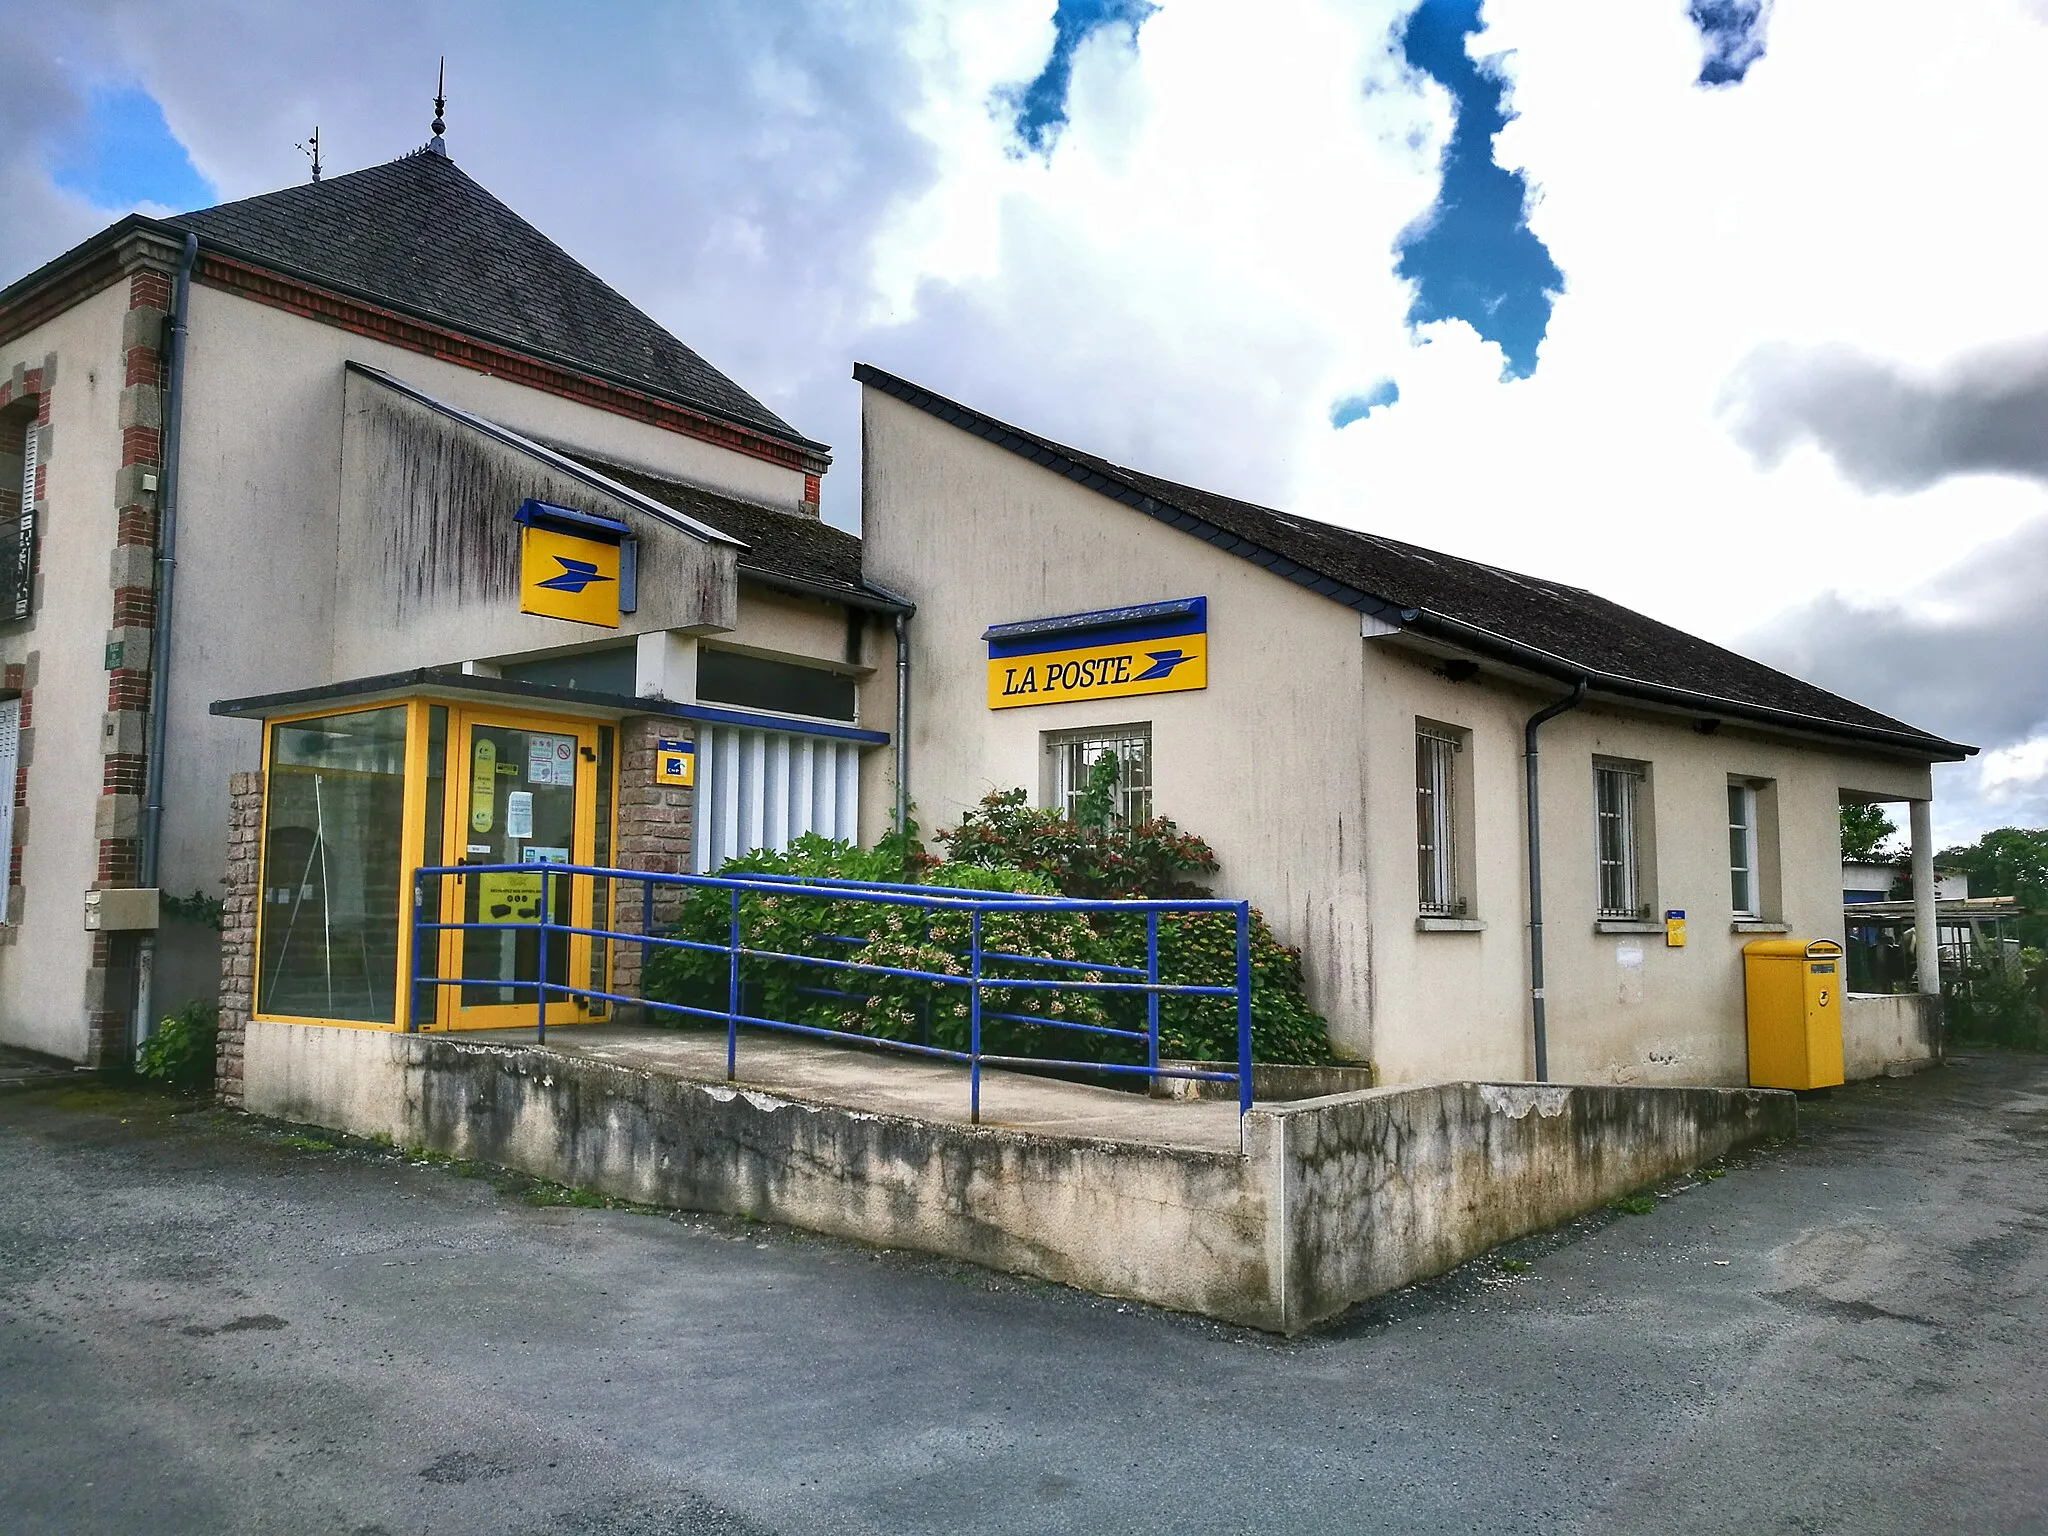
362,392,554,621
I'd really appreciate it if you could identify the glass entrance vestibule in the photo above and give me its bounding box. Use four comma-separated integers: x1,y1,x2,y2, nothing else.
217,673,628,1033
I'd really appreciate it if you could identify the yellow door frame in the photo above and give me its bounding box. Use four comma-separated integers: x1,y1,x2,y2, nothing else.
251,697,419,1032
425,704,609,1032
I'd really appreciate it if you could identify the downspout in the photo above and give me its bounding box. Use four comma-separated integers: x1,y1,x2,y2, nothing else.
893,611,911,844
131,231,198,1054
1524,679,1587,1082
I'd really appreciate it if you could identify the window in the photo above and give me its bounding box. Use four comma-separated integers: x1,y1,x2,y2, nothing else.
1594,760,1649,920
0,403,36,625
1416,725,1465,915
498,645,636,695
698,648,858,722
1728,782,1760,916
259,706,409,1022
1045,724,1153,825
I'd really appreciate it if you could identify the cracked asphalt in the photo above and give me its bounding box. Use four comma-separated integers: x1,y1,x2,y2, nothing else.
2,1053,2046,1534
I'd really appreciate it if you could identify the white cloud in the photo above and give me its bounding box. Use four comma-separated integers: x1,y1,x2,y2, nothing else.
9,0,2047,843
1980,736,2048,801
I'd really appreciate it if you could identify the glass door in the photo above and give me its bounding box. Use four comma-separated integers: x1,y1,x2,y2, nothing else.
434,709,606,1031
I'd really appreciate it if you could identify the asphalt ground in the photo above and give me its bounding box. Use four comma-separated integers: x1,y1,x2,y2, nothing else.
2,1054,2045,1535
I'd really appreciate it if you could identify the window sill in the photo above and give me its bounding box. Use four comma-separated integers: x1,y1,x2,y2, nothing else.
1416,916,1486,933
1595,920,1666,935
1732,920,1790,934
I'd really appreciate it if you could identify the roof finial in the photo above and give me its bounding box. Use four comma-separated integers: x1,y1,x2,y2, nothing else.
428,58,448,156
296,125,322,182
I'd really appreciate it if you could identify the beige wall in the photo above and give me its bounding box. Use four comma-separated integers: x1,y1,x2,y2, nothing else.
0,284,130,1057
158,285,816,944
860,383,1944,1087
0,275,842,1053
331,371,739,674
860,388,1376,1036
1358,643,1932,1086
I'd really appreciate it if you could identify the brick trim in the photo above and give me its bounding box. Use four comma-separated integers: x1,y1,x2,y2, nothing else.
609,718,694,1008
194,252,832,477
216,771,261,1105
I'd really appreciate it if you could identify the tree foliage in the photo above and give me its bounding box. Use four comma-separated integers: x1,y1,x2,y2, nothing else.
1937,825,2048,949
1839,803,1900,863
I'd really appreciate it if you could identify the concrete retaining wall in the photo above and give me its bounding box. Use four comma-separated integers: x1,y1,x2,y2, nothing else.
1262,1082,1794,1328
245,1022,1795,1333
1842,994,1940,1080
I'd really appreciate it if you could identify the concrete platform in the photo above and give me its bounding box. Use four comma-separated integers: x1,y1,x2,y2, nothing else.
454,1025,1246,1152
241,1018,1797,1332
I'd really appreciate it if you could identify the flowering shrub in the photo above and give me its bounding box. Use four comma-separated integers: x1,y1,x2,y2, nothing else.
936,788,1219,899
642,783,1338,1068
640,836,1116,1056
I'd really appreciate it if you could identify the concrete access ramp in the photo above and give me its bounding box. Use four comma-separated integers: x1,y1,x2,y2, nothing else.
242,1021,1795,1334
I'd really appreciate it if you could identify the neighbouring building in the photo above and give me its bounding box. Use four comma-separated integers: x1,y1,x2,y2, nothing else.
855,366,1976,1087
0,124,906,1072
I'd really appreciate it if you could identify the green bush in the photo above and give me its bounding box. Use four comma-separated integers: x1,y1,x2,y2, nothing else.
641,794,1334,1067
135,1000,219,1091
936,787,1219,900
641,835,1116,1058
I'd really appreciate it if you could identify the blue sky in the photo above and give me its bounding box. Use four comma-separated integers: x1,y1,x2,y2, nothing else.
47,82,213,211
1393,0,1563,382
8,0,2047,842
1003,0,1159,156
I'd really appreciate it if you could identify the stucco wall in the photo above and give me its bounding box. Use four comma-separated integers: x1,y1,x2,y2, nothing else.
150,285,826,1023
331,371,738,674
1359,641,1934,1087
1842,993,1939,1080
858,384,1942,1087
0,285,129,1058
858,389,1375,1039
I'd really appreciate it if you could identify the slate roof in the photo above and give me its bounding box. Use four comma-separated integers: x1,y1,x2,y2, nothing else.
168,149,821,454
855,364,1971,759
570,454,891,610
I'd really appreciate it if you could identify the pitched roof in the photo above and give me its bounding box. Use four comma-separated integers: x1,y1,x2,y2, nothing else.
855,364,1971,760
568,453,902,613
168,149,821,454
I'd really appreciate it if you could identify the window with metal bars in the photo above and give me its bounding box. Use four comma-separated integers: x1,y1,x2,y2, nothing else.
1045,724,1152,826
0,406,35,625
1594,761,1648,919
1416,725,1464,915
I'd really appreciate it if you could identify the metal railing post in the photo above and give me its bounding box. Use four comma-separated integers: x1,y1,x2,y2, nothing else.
969,910,983,1125
404,871,421,1033
535,867,550,1043
1145,911,1160,1076
726,886,741,1081
1236,902,1253,1115
641,879,654,997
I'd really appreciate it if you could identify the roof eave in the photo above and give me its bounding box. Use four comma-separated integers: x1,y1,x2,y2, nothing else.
856,362,1972,766
0,216,187,339
1400,609,1977,762
737,564,913,616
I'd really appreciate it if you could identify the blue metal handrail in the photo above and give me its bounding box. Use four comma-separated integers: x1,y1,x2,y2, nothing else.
406,861,1255,1118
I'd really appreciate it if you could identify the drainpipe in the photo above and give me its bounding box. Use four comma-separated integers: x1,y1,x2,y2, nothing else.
893,611,911,842
1524,678,1587,1082
131,231,198,1055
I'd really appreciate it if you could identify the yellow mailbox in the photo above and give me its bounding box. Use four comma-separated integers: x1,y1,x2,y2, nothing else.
1742,938,1845,1090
